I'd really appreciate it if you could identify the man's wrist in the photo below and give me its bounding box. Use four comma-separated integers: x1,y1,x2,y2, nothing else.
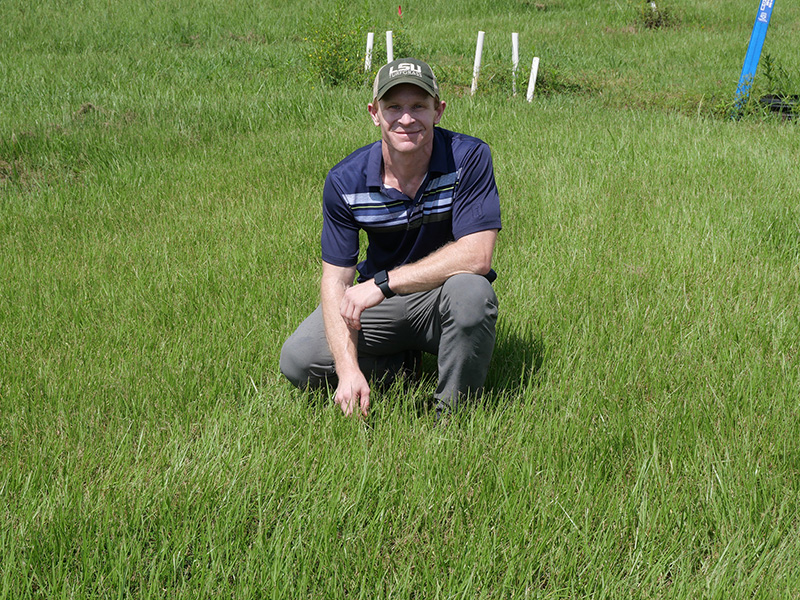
374,269,396,298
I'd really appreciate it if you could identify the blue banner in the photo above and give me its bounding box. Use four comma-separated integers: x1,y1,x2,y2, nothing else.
734,0,776,108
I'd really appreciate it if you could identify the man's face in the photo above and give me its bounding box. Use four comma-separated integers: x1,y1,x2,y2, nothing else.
368,84,445,154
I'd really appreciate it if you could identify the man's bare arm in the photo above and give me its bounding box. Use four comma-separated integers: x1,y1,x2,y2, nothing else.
389,229,498,294
321,262,371,416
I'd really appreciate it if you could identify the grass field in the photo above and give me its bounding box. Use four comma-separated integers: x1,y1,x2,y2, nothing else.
2,0,800,597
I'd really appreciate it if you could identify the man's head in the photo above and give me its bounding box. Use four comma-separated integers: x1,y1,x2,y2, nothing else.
369,58,445,157
372,58,440,103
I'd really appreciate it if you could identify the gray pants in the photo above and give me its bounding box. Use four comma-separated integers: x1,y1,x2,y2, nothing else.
280,273,498,412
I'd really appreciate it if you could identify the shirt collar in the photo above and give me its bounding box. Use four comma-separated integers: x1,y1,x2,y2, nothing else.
428,127,450,176
366,127,450,189
366,141,384,188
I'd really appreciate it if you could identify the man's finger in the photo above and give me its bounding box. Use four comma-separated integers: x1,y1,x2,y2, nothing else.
343,311,361,331
335,388,351,416
360,391,370,417
341,395,352,416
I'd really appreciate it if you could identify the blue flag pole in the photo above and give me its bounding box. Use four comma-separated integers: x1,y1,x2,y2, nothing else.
734,0,777,110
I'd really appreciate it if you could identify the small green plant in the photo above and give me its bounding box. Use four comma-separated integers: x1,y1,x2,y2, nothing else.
385,23,419,64
720,54,799,121
305,3,366,87
638,1,677,29
306,3,424,89
762,53,799,98
759,54,799,119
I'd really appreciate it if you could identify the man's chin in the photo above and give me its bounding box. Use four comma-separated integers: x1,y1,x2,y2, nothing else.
389,132,426,149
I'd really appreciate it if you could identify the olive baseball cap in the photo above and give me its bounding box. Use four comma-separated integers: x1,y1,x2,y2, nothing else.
372,58,440,101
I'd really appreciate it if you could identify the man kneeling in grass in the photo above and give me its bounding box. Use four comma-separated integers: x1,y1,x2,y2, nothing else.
280,58,501,418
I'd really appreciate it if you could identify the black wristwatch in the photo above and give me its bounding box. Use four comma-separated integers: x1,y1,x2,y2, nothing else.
374,270,396,298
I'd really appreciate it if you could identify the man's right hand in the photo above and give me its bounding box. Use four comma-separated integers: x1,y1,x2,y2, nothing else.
340,279,385,331
334,369,371,417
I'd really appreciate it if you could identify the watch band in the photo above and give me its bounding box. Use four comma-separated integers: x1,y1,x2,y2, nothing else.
374,270,396,298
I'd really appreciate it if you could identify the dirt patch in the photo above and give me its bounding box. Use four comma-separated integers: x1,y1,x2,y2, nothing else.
229,31,266,44
179,34,202,48
605,25,637,35
521,1,549,9
0,159,13,182
74,102,105,119
0,158,40,188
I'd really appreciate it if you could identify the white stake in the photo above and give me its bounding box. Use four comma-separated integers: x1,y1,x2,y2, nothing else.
526,56,540,102
365,32,374,72
512,32,520,96
471,31,485,95
386,30,394,63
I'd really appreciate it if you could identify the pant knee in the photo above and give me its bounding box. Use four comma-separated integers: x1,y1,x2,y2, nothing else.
279,337,306,388
441,274,498,330
280,306,335,390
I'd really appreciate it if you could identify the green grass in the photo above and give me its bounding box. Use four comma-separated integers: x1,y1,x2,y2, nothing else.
2,0,800,597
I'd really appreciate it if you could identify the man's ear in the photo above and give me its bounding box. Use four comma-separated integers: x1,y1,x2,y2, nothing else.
368,102,380,126
434,100,446,125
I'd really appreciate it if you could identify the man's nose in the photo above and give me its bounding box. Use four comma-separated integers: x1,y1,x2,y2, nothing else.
398,110,414,124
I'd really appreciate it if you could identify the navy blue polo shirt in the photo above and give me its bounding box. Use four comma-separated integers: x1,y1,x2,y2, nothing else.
321,127,501,283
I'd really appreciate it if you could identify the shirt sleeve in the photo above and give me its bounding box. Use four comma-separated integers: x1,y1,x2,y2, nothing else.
320,173,360,267
451,141,502,240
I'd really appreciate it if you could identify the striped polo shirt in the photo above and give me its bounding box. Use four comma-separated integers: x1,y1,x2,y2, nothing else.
321,127,501,283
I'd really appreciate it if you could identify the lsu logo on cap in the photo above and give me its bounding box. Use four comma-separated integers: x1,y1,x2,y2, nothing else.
389,63,422,78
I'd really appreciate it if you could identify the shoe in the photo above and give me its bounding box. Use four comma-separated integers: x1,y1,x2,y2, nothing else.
434,399,453,424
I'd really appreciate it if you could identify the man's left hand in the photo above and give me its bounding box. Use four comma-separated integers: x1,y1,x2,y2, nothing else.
340,280,385,330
